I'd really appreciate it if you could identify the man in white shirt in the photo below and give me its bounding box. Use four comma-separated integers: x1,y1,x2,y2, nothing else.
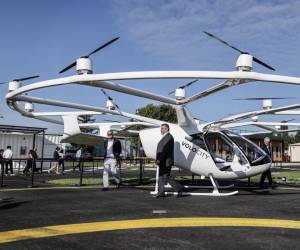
3,146,13,175
102,130,122,191
74,146,83,171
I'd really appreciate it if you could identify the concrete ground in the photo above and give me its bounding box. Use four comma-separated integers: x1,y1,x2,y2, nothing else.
0,169,300,250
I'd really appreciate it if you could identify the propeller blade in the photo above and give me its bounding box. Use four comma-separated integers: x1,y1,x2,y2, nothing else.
0,75,40,84
203,31,275,71
87,37,119,57
233,97,296,100
253,56,275,71
180,79,198,88
282,118,296,123
14,75,40,82
169,80,198,95
59,61,77,74
168,90,175,95
203,31,244,53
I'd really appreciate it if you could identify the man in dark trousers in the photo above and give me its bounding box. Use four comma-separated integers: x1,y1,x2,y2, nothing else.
155,123,183,198
260,137,273,189
102,130,122,191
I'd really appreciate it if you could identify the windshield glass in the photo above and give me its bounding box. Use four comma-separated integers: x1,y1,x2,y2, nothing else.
223,130,268,164
204,131,248,168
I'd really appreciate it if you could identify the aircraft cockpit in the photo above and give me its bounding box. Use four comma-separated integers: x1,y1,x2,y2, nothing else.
190,130,271,172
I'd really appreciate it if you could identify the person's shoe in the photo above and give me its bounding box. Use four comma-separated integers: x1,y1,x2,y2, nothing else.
155,194,166,198
177,191,184,198
102,188,109,191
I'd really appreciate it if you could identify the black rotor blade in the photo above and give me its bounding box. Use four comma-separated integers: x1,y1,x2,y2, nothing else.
282,119,296,123
0,75,40,84
14,75,40,81
179,79,198,88
203,31,275,71
169,80,198,95
87,37,119,57
168,90,175,95
203,31,244,53
233,97,296,100
253,57,275,71
59,61,77,74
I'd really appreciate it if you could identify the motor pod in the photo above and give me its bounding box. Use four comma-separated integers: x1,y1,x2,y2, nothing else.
263,99,272,110
24,102,34,112
236,54,253,71
8,80,21,92
76,57,93,74
175,88,186,100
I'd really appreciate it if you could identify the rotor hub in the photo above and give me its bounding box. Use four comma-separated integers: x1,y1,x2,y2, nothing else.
175,88,186,100
8,80,21,92
76,57,93,75
251,116,258,122
236,54,253,71
106,100,115,110
24,102,34,112
263,99,272,110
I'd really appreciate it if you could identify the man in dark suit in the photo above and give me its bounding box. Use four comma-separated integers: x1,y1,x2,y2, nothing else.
155,123,183,198
102,130,122,191
260,137,273,189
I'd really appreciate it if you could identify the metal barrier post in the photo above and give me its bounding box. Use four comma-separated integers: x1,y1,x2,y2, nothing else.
30,163,35,188
79,160,84,186
139,158,143,184
1,160,4,187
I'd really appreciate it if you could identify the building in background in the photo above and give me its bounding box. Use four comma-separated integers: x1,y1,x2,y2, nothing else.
289,143,300,162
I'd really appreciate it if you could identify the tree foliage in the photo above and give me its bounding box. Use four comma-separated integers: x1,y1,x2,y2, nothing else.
136,104,177,123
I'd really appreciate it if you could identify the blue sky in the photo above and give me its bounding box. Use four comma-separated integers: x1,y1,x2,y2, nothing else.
0,0,300,133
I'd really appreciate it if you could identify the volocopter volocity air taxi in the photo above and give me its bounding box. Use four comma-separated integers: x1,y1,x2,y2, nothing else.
4,32,300,196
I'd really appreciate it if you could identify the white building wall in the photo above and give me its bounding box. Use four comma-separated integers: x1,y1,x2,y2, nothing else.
0,133,64,170
289,143,300,162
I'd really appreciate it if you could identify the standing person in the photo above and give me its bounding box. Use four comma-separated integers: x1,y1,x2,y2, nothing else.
58,149,65,174
260,137,273,189
48,147,60,174
23,149,34,174
102,130,122,191
74,146,83,171
155,124,183,198
3,146,13,175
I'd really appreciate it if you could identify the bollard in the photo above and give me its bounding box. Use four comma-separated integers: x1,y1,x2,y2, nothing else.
79,160,84,186
0,160,4,187
139,158,143,184
30,162,35,188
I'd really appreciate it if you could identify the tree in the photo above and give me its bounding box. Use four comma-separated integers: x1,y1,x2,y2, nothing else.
136,104,177,123
77,115,97,134
128,104,177,157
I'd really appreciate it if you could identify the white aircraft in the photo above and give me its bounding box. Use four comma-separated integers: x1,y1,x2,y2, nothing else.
5,33,300,196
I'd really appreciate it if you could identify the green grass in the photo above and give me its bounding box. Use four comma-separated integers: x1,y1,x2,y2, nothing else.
246,171,300,185
46,171,300,187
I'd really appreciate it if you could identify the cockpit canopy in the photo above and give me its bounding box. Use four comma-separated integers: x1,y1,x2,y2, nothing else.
190,130,271,171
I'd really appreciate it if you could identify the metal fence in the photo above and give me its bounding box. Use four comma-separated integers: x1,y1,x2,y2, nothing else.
0,157,155,188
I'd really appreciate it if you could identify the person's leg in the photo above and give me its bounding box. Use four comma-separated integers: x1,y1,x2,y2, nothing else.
167,174,183,193
266,169,273,186
157,174,167,196
9,160,13,174
260,171,267,188
103,159,111,188
110,159,121,186
5,161,8,174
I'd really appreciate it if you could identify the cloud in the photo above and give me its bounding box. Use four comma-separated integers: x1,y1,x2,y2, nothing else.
112,0,300,65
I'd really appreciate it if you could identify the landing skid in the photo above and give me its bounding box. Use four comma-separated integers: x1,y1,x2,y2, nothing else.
150,167,238,197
